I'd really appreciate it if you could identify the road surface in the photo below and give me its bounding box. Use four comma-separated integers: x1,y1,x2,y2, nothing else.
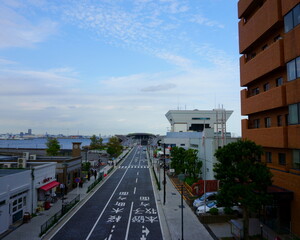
50,145,163,240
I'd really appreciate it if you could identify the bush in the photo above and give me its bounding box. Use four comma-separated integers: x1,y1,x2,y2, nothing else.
209,207,219,215
224,207,234,215
185,176,197,186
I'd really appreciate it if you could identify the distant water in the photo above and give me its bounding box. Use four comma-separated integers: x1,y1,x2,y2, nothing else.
0,138,108,150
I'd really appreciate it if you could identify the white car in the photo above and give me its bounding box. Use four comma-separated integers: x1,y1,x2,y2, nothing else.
196,201,243,216
193,192,218,209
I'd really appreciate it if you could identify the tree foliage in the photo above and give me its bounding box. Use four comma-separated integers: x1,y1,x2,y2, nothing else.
170,147,202,178
46,137,61,156
107,136,123,158
214,139,273,240
90,135,103,150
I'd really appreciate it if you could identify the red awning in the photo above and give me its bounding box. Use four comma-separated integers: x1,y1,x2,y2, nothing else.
40,181,60,191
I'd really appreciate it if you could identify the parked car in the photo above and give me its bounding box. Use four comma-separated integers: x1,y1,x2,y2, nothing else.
195,201,242,216
193,192,218,209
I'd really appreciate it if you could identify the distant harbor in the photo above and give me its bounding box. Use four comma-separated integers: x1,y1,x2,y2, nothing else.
0,138,109,150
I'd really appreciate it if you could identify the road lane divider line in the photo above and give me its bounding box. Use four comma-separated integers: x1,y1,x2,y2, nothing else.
125,202,134,240
134,187,136,195
85,147,138,240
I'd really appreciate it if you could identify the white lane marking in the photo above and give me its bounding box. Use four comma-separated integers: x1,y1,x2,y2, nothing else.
137,171,139,176
125,202,134,240
85,148,138,240
134,187,136,194
136,178,138,183
49,147,137,240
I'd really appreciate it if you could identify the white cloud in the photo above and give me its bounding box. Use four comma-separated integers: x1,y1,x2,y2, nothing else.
0,3,58,48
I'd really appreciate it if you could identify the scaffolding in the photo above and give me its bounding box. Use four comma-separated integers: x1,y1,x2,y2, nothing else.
214,106,227,148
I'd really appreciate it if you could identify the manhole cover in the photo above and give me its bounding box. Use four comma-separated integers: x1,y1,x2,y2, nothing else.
171,193,177,195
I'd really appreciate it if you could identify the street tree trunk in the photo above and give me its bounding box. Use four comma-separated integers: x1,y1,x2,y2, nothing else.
243,207,250,240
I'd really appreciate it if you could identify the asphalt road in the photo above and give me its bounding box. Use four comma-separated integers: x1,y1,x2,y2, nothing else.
50,145,163,240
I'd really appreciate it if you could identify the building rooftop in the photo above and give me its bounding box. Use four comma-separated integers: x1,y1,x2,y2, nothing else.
0,168,28,177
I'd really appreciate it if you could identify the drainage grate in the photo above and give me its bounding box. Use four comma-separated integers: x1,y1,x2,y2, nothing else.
171,192,177,195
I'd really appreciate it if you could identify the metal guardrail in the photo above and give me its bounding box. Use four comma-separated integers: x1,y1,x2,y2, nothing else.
40,195,80,236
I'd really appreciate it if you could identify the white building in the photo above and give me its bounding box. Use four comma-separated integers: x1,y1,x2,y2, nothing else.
0,169,32,235
29,162,58,213
163,109,239,180
0,160,57,235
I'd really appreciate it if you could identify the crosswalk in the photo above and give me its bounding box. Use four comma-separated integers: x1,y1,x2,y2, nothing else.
118,165,149,169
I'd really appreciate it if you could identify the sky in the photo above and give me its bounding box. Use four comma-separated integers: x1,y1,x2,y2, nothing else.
0,0,241,137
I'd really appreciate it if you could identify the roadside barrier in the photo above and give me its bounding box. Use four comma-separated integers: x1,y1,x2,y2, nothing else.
40,195,80,237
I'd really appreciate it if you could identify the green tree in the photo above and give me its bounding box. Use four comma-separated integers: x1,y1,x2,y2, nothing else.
46,138,61,156
107,136,123,158
90,135,103,150
214,139,273,240
170,147,202,179
170,146,186,174
184,148,202,179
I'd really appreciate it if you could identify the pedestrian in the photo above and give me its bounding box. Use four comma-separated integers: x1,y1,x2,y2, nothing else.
79,177,83,188
94,170,97,180
60,183,65,196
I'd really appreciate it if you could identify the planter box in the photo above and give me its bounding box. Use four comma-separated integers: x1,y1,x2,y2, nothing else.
199,213,238,224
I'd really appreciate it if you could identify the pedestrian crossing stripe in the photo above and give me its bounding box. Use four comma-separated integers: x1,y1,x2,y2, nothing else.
118,166,149,169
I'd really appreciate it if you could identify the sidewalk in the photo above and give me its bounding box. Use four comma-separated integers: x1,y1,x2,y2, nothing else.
0,164,113,240
151,162,214,240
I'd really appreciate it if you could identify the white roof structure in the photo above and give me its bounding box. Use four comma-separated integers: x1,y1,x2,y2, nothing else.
165,109,233,133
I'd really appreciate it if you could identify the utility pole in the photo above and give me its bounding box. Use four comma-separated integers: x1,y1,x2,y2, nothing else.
163,143,166,205
181,184,184,240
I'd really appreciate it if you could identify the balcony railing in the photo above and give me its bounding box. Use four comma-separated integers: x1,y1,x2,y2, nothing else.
240,39,284,86
239,0,282,53
242,119,288,148
241,85,286,115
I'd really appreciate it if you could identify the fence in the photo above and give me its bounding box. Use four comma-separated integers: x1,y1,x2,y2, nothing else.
40,195,80,236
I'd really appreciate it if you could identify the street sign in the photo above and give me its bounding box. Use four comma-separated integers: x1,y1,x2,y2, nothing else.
75,177,81,183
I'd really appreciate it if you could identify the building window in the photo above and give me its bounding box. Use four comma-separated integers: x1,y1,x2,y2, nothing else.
294,4,300,27
266,152,272,163
251,87,260,96
253,119,260,128
284,4,300,33
289,103,300,125
265,117,271,128
277,115,283,126
287,59,297,81
263,83,270,91
278,153,286,165
180,144,185,146
276,77,283,86
293,150,300,169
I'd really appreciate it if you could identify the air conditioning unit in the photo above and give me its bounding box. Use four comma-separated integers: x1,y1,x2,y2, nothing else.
23,152,29,160
29,155,36,160
18,158,27,168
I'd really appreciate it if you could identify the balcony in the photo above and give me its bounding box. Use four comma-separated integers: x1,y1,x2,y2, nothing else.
242,119,288,148
238,0,254,18
282,0,300,16
284,25,300,62
286,79,300,105
288,125,300,149
239,0,282,53
241,86,286,115
240,39,284,86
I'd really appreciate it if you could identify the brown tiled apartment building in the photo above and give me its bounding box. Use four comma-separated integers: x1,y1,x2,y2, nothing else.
238,0,300,235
